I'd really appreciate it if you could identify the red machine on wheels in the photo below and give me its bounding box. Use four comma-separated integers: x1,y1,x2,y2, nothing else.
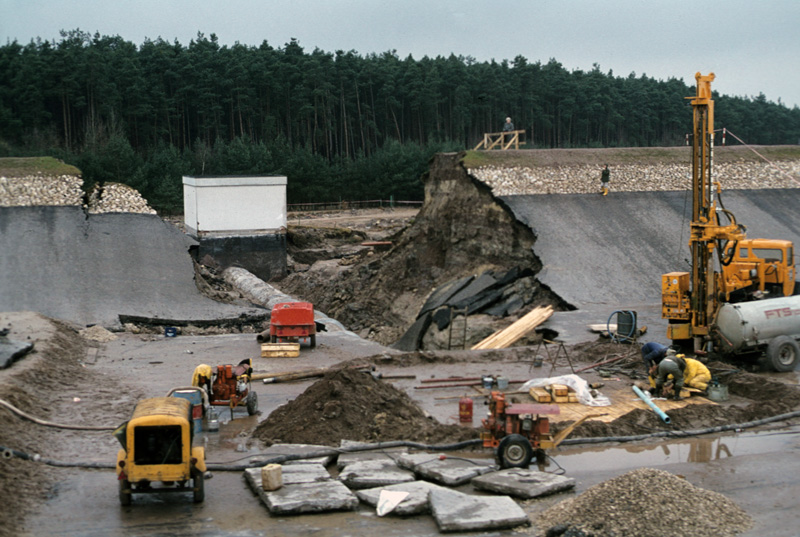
481,391,596,468
191,360,257,419
270,302,317,348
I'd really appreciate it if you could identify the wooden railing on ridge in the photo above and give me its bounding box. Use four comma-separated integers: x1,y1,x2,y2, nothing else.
473,130,526,150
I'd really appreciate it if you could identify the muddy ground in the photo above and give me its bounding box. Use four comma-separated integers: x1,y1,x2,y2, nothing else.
2,310,799,536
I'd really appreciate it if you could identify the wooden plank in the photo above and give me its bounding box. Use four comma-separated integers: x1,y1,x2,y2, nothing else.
260,342,301,358
471,305,554,350
529,387,551,403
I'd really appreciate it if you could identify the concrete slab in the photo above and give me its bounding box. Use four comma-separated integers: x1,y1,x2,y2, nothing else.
244,464,331,487
355,480,449,516
396,453,496,486
0,338,33,369
244,475,358,515
337,447,408,469
428,487,529,532
338,459,416,489
471,468,576,499
255,443,336,466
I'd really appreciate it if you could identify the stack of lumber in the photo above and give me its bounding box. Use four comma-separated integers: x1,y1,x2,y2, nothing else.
471,305,554,350
530,384,579,403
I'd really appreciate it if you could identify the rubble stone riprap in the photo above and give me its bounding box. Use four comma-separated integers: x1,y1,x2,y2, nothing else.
86,182,156,214
0,175,156,215
0,174,84,206
469,160,800,196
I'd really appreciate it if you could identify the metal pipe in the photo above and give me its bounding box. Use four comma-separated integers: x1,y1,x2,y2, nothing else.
632,385,671,424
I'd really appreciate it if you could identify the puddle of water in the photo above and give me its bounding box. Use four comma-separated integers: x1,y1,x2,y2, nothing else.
548,426,800,474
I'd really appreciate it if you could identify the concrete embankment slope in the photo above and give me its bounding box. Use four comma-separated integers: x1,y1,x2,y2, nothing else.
0,206,266,327
499,188,800,341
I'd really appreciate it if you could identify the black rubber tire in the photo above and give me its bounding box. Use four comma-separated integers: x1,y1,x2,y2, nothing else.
119,479,132,506
497,434,533,469
246,392,258,415
309,334,316,349
767,336,800,372
193,472,205,503
270,335,276,343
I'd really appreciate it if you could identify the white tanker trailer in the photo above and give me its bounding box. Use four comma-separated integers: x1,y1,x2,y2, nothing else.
712,295,800,372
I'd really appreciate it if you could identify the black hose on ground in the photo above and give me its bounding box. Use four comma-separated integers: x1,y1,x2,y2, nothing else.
0,439,483,471
0,397,117,431
5,410,800,471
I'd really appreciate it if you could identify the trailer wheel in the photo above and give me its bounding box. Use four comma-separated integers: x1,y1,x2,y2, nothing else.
767,336,800,372
309,334,316,348
193,472,205,503
497,434,533,469
246,392,258,415
119,479,132,506
270,335,276,343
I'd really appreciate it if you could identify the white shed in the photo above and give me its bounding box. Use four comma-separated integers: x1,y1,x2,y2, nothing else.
182,175,287,237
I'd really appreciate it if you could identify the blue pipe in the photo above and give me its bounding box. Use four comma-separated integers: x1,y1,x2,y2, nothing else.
632,385,671,424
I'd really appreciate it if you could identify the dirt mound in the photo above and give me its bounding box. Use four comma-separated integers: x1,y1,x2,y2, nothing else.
533,467,752,537
254,368,479,447
277,152,564,346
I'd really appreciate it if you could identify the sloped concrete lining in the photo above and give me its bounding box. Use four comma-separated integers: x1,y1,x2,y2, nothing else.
244,475,359,515
338,459,416,489
0,206,266,327
500,189,800,310
355,480,449,516
396,453,496,486
428,487,530,532
471,468,576,499
500,188,800,344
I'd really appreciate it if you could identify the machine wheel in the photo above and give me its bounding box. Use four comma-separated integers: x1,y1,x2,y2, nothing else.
497,434,533,469
246,392,258,415
767,336,800,372
193,472,205,503
309,334,316,349
270,335,277,343
119,479,132,506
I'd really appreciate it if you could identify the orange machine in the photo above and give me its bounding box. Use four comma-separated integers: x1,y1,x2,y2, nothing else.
662,73,796,348
269,302,317,348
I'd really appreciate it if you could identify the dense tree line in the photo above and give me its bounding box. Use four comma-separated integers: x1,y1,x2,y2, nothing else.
1,30,799,211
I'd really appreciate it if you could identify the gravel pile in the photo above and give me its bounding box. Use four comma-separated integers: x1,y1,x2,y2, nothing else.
0,175,155,214
532,468,752,537
470,160,800,196
0,174,84,206
86,182,156,214
79,325,118,342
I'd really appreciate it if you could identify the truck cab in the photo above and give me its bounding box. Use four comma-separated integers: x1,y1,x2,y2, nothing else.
720,239,796,301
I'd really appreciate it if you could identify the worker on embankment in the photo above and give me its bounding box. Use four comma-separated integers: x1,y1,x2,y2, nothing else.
600,164,610,195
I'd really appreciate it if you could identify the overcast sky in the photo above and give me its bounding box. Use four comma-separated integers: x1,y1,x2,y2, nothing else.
2,0,799,109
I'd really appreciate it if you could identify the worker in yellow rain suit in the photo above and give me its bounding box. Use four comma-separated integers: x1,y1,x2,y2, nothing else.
649,356,711,395
191,364,214,394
